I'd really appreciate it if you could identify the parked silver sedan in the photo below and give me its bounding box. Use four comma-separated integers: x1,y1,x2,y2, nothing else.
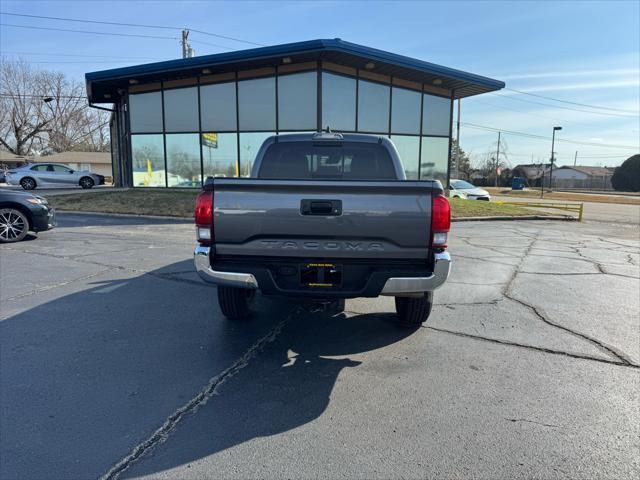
449,179,491,201
5,163,103,190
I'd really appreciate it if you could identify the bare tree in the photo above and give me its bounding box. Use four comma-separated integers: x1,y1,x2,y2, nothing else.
0,58,110,155
0,59,50,155
39,71,110,153
471,137,511,186
450,139,471,180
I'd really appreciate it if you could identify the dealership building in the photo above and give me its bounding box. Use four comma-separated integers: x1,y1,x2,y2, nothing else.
85,39,504,188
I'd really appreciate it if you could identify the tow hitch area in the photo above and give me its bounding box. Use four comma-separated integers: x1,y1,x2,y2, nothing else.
303,298,344,313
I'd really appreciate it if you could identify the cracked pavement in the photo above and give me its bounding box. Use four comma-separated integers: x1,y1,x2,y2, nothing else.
1,213,639,479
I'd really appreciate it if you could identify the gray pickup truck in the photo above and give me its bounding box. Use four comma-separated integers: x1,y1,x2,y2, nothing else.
194,132,451,327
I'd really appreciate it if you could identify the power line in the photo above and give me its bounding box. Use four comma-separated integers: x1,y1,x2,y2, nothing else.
574,154,630,158
182,38,236,51
2,50,166,60
461,122,639,150
504,87,639,115
188,28,265,47
490,92,639,119
1,22,238,53
0,12,266,47
0,93,87,99
0,23,177,40
472,98,639,135
1,60,141,64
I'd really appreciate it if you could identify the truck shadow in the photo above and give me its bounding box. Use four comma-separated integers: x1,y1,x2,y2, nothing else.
125,308,413,478
0,259,415,479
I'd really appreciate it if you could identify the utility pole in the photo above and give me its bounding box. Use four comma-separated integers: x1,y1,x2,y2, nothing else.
494,131,501,187
181,29,194,59
574,150,578,166
455,99,461,179
548,126,562,192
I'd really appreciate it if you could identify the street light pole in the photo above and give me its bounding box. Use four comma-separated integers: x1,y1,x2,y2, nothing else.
494,131,501,187
548,126,562,192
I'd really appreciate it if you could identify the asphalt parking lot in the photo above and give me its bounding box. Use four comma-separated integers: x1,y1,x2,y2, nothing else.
1,213,639,479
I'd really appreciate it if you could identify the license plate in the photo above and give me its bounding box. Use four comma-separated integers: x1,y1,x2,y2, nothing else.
300,263,342,287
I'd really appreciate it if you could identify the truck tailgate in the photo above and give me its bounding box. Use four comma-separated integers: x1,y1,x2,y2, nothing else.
212,179,434,259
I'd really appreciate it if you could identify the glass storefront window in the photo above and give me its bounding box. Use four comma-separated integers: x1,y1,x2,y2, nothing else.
322,72,356,132
391,87,421,135
278,71,317,131
202,132,239,178
163,87,199,133
131,134,166,187
129,92,162,133
166,133,202,187
239,132,274,177
357,80,390,133
421,136,450,182
422,94,451,136
200,82,237,132
238,77,276,131
390,135,420,180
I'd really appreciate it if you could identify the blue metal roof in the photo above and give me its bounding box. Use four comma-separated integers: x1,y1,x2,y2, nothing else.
86,38,504,101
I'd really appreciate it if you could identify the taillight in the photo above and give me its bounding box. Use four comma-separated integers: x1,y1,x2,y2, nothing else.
195,191,213,244
431,193,451,248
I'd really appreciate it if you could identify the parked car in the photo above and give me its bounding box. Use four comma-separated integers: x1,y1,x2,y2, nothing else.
0,190,56,243
194,132,451,328
4,163,104,190
449,179,491,200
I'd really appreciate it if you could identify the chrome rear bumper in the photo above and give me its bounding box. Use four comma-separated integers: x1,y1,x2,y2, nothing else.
380,251,451,296
194,245,258,289
194,245,450,295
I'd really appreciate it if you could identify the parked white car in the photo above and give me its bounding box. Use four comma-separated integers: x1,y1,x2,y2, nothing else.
5,163,104,190
449,179,491,201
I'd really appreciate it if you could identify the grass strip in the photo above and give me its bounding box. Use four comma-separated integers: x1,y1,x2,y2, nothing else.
49,189,547,220
48,189,198,217
485,187,640,205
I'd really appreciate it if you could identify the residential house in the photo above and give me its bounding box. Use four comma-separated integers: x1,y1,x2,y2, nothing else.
32,152,113,179
552,165,615,190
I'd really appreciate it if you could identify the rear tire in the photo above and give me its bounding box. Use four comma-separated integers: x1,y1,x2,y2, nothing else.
20,177,36,190
217,286,255,319
79,177,94,189
394,292,433,328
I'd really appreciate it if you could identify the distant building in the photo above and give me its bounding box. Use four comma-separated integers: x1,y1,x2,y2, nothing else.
552,165,615,190
85,39,504,188
32,152,112,178
0,151,31,169
511,163,616,190
511,163,551,187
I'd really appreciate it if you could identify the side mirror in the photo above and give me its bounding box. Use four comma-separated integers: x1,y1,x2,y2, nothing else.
69,170,74,174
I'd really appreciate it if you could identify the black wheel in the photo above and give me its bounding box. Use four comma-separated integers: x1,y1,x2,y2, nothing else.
79,177,95,189
217,286,255,319
394,292,433,328
20,177,36,190
0,208,29,243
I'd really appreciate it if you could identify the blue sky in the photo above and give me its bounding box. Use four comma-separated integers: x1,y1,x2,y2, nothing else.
1,0,638,167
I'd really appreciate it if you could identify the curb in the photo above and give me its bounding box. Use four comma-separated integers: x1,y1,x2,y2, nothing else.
453,215,576,222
